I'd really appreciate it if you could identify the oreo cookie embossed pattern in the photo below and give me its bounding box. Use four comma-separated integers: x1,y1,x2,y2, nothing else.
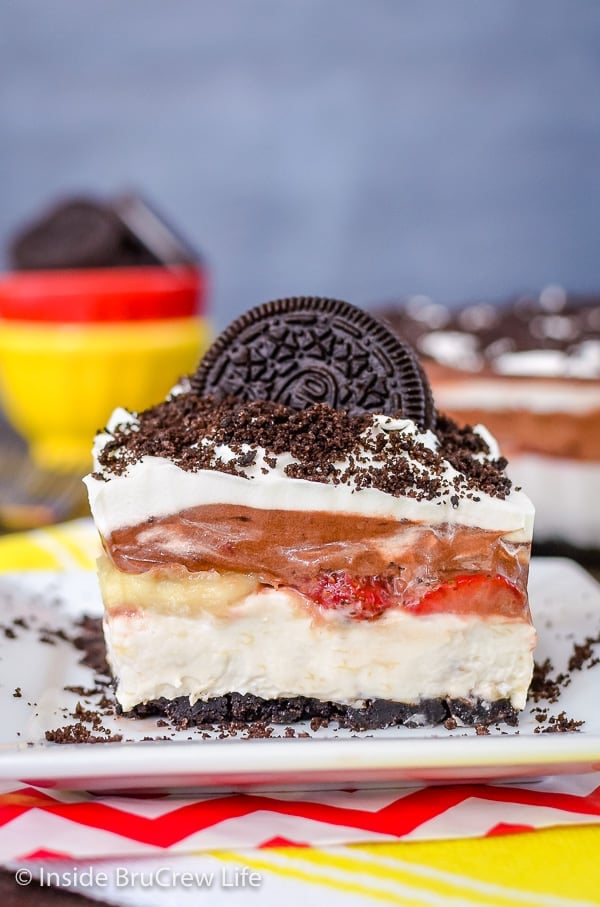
192,297,435,429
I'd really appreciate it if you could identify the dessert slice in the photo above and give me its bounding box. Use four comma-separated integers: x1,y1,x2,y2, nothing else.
376,289,600,561
85,297,536,729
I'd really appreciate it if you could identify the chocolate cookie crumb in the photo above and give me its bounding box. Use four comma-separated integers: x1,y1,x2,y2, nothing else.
96,393,512,505
45,723,123,744
64,685,99,697
529,659,562,704
541,712,585,734
72,616,111,676
568,632,600,671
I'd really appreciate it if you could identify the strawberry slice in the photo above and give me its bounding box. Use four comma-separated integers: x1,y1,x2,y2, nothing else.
411,574,525,618
300,572,396,621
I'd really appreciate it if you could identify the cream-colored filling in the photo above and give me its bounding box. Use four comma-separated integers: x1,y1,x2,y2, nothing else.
104,586,536,714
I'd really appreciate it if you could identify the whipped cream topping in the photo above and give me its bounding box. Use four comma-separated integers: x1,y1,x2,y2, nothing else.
85,403,534,542
434,379,600,414
417,330,483,372
417,332,600,380
494,342,600,379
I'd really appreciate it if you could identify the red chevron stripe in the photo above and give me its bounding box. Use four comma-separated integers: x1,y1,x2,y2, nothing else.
260,836,310,848
485,823,535,837
0,783,598,850
22,848,75,860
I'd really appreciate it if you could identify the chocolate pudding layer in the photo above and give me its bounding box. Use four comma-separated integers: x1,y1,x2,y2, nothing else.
103,503,531,594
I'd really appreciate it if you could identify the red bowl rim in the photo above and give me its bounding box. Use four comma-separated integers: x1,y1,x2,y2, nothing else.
0,264,206,322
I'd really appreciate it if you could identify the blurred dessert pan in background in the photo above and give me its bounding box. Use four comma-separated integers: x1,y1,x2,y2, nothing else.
375,287,600,563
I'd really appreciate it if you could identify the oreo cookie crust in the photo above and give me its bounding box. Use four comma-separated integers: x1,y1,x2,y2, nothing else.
191,296,436,429
128,692,518,730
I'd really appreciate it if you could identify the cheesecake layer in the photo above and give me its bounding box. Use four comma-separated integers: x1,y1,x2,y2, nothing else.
103,584,535,713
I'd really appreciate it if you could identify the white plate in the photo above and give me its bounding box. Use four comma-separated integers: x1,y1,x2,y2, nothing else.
0,558,599,791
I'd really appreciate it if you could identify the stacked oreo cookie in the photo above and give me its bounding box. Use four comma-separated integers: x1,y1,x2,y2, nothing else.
10,194,197,271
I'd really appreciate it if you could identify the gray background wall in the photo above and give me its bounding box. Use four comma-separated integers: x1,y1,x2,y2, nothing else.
1,0,599,328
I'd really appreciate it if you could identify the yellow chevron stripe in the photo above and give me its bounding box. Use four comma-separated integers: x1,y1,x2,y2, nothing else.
281,847,538,906
211,848,492,907
212,844,598,907
42,523,98,570
0,533,59,571
313,847,593,907
0,519,100,572
356,826,600,904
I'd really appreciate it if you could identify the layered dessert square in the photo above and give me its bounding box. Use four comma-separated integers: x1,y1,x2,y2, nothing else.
85,297,536,729
376,289,600,561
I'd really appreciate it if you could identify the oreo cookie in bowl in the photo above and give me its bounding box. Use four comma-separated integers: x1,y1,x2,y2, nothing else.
84,296,536,732
0,194,209,471
375,289,600,563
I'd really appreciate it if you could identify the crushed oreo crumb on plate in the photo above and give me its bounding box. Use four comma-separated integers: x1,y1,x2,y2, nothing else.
45,723,123,745
537,712,585,734
568,632,600,671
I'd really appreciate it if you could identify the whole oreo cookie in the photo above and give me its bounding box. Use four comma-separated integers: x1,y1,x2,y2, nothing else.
191,296,436,428
10,198,125,270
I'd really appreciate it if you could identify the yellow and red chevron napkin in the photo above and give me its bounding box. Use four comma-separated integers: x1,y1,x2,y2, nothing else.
0,520,599,906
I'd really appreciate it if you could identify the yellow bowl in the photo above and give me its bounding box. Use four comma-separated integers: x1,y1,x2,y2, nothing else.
0,317,210,471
